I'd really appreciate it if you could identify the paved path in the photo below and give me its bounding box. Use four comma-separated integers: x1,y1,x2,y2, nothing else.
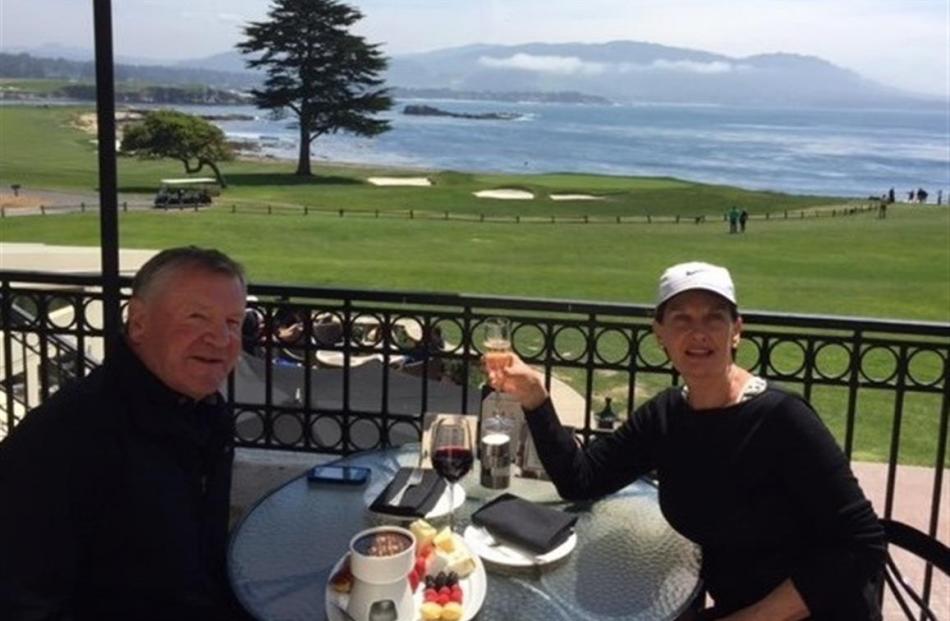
0,188,153,216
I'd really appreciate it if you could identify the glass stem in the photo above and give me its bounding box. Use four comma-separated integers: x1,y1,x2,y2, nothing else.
448,484,455,532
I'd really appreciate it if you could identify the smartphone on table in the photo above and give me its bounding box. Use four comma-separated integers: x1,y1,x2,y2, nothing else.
307,464,371,486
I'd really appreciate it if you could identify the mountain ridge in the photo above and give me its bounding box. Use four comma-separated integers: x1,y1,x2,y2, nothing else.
5,40,942,108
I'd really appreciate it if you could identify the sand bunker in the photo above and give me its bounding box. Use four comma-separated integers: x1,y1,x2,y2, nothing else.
550,193,605,201
473,189,535,200
367,177,432,186
74,111,143,135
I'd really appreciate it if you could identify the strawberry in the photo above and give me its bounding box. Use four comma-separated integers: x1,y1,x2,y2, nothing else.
408,569,420,592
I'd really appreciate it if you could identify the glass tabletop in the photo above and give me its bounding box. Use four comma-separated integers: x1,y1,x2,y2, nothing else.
228,445,702,621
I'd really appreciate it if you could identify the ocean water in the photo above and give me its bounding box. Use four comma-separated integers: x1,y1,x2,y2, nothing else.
174,100,949,198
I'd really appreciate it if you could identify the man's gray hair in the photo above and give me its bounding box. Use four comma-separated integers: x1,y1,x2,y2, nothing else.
132,246,246,300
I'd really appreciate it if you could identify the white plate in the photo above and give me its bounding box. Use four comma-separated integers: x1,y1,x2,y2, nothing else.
462,525,577,567
325,536,487,621
368,483,466,521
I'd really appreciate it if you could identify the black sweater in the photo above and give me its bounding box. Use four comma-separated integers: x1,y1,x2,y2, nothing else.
0,338,246,621
525,385,885,619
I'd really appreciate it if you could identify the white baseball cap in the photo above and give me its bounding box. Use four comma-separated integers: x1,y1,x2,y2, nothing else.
656,261,737,307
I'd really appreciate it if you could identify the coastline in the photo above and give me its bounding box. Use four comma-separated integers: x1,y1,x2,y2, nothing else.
5,100,947,199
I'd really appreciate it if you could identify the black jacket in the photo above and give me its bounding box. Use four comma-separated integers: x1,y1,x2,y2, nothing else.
0,338,246,620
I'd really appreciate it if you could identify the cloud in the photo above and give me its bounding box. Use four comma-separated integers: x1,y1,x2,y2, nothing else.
478,54,606,75
645,60,742,74
477,54,746,76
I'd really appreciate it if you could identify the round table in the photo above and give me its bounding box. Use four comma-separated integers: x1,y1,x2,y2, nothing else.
229,445,702,620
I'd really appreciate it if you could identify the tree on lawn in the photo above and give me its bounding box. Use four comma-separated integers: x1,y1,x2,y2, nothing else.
122,110,233,187
238,0,392,176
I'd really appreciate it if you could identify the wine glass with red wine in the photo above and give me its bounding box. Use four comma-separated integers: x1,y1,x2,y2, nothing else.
429,416,474,531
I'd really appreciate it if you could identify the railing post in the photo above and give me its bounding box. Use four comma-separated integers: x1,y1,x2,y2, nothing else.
1,278,16,433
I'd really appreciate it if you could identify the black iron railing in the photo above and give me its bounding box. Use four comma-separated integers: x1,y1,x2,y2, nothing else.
2,270,948,564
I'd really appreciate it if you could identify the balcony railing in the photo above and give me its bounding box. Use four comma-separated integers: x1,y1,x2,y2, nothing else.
2,269,948,543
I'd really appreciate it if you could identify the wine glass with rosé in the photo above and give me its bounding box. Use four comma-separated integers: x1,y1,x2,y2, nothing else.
482,317,512,373
481,317,514,424
429,416,474,531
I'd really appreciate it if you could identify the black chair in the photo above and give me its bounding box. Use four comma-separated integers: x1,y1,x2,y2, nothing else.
880,518,950,620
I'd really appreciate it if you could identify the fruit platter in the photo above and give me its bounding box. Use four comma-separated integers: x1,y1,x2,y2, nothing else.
326,519,486,621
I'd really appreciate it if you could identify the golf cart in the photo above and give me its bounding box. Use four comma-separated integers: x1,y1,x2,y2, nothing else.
153,178,220,208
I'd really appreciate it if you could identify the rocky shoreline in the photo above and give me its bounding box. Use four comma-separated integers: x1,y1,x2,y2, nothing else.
402,104,521,121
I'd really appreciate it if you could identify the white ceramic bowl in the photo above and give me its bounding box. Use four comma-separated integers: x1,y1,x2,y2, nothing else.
348,526,416,585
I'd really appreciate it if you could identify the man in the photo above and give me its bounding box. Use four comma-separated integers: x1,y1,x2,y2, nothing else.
0,247,251,620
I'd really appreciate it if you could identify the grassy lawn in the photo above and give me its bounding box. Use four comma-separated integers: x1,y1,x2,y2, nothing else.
1,103,947,466
3,206,946,321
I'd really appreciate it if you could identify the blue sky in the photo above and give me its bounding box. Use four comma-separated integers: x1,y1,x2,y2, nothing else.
1,0,947,96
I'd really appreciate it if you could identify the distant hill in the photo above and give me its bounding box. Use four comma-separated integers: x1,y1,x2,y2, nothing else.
0,52,258,90
4,40,942,109
385,41,938,108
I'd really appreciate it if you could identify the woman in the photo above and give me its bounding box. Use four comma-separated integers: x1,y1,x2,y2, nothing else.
486,261,884,620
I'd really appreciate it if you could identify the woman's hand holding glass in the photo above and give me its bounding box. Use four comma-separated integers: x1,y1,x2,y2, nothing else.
483,352,549,412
